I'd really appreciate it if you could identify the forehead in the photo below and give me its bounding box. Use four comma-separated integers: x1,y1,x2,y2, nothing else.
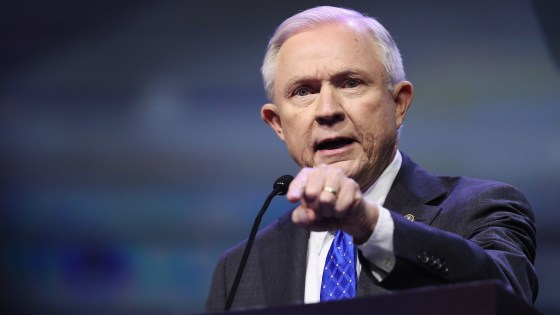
275,22,384,83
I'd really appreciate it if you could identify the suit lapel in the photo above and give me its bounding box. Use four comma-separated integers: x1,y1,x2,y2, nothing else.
258,212,309,305
384,152,447,225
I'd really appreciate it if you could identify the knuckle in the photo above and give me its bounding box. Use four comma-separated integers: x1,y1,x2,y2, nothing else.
348,178,360,189
317,164,328,171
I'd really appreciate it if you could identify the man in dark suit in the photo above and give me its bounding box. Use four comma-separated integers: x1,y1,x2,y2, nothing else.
206,6,537,312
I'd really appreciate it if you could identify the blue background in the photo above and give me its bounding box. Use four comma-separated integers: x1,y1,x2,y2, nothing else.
1,0,559,314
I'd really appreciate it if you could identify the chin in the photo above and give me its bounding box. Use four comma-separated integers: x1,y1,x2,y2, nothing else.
325,160,358,176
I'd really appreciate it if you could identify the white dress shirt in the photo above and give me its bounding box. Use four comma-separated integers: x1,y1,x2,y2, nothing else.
304,151,402,304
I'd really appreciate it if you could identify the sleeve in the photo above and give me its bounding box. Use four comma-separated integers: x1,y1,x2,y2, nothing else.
378,183,538,304
357,206,396,281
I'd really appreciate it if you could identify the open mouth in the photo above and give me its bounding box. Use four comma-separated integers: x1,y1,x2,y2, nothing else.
315,138,355,151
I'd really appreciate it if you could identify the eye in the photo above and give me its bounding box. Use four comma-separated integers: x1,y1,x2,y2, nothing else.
294,86,311,96
343,78,361,88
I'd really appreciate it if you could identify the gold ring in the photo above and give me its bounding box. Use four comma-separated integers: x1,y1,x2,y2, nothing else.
323,186,337,196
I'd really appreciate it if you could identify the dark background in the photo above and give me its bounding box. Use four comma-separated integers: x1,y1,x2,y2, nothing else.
1,0,559,314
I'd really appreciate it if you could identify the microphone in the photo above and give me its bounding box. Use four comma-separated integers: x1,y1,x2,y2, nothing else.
224,174,294,311
272,174,293,195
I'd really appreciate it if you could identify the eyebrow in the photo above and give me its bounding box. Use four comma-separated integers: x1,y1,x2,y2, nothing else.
285,68,369,87
330,68,370,82
285,75,315,89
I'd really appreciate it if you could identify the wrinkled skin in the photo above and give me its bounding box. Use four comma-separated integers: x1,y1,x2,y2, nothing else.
261,22,413,243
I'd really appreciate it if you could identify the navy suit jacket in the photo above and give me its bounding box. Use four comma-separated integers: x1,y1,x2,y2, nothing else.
205,153,538,312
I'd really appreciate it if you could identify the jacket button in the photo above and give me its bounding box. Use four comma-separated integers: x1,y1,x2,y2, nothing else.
428,257,437,267
433,258,442,270
417,251,429,264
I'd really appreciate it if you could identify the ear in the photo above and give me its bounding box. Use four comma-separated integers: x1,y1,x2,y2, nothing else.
261,103,285,141
392,81,414,129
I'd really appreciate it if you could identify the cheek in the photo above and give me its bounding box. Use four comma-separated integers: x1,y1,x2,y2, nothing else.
282,117,315,164
286,126,310,150
355,114,395,152
282,112,307,141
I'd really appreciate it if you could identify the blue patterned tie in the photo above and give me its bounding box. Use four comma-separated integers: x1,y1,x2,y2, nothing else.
320,230,357,301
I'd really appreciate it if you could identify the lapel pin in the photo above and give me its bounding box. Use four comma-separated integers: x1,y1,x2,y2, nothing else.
404,214,415,221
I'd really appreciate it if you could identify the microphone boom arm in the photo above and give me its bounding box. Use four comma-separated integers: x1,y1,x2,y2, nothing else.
224,175,293,311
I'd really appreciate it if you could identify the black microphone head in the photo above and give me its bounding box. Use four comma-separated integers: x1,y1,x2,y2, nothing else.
273,175,294,195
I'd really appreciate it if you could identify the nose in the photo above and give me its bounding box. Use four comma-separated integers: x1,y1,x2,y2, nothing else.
315,86,345,126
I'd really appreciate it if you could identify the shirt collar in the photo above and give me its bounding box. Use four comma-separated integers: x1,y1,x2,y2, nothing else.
361,150,402,207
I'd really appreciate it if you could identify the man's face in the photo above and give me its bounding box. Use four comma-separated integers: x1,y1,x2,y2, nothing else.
261,22,412,190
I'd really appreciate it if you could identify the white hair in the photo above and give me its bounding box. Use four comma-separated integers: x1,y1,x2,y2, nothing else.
261,6,406,101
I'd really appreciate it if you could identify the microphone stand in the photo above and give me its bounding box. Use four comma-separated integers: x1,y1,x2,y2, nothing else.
224,184,286,311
